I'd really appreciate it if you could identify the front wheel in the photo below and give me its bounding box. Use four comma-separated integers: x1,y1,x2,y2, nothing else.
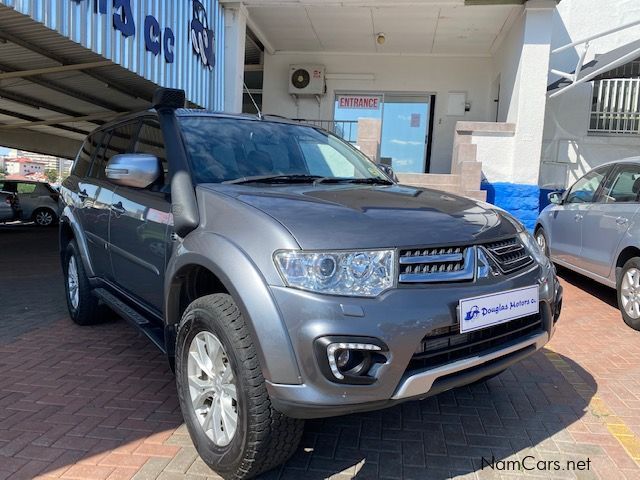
534,227,550,258
175,294,304,479
617,258,640,331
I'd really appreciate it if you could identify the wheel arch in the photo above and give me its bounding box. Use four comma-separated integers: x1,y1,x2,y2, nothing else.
59,207,95,277
165,234,301,385
615,246,640,282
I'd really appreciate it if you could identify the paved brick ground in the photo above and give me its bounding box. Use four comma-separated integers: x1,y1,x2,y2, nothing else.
1,224,640,480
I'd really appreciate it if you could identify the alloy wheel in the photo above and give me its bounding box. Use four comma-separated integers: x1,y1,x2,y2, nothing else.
535,232,547,256
187,331,238,447
621,267,640,319
35,210,53,226
67,256,79,310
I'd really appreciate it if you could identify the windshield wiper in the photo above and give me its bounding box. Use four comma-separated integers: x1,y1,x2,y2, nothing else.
315,177,394,185
225,174,326,185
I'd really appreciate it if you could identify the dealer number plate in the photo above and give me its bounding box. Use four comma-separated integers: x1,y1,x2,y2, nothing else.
459,285,539,333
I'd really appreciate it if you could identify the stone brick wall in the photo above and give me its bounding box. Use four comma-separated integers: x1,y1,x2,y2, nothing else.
482,182,540,231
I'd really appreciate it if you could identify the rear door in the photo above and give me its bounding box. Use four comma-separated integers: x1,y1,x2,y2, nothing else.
83,123,138,280
69,133,114,278
546,166,610,265
581,163,640,278
109,117,172,312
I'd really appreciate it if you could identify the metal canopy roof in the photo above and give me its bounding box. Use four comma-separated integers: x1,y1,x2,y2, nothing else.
0,5,160,159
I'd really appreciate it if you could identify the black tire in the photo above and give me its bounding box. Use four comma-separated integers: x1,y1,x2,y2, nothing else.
33,208,58,227
617,257,640,331
63,240,103,325
175,294,304,480
534,227,550,258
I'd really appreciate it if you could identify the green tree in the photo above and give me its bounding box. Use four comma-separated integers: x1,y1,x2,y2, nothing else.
44,169,58,184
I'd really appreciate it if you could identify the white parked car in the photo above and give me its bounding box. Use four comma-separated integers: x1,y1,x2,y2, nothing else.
0,180,60,226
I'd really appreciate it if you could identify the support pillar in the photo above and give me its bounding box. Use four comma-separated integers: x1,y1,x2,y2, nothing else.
223,3,247,113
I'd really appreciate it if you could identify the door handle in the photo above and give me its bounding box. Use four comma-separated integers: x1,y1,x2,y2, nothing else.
110,202,125,215
616,216,629,225
574,213,583,221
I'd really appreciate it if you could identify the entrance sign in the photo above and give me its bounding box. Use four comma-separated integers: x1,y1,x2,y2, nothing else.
338,95,381,110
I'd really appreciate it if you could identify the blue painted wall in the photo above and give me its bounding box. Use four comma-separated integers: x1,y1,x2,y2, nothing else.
482,182,540,231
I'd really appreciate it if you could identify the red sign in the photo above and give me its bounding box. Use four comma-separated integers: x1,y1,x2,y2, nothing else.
337,95,381,110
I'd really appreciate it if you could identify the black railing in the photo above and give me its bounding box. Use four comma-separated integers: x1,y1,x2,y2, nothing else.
292,119,359,143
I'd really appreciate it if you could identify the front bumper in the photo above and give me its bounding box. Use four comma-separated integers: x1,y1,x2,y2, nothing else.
266,263,562,419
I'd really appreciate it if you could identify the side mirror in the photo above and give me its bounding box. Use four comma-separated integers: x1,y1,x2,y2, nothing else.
548,191,563,205
377,163,398,182
106,154,161,189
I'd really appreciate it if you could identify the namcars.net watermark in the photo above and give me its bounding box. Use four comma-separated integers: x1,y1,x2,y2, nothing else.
481,455,591,472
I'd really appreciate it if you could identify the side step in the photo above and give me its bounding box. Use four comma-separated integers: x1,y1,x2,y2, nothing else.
93,288,166,354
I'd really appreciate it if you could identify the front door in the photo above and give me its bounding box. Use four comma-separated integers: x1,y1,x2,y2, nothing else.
109,118,171,312
581,163,640,278
380,95,431,173
547,166,609,266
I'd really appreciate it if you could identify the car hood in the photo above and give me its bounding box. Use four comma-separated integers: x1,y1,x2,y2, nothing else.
201,183,520,249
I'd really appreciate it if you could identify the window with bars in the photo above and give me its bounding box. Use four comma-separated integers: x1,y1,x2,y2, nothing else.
590,78,640,134
589,56,640,135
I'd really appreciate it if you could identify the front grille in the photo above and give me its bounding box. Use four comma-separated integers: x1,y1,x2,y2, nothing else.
398,246,474,283
482,237,533,274
407,313,543,372
397,236,534,284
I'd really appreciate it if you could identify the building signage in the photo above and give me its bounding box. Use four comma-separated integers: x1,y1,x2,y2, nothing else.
337,95,381,110
71,0,215,68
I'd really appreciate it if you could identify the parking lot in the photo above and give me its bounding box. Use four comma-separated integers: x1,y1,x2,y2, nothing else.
0,225,639,480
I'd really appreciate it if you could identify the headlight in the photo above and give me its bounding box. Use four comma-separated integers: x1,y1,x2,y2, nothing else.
274,250,395,297
519,230,549,267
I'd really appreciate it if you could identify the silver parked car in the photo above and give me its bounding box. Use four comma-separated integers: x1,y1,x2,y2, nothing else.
0,180,60,226
535,158,640,330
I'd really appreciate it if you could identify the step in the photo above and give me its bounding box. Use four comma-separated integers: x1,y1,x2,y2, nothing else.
93,288,166,353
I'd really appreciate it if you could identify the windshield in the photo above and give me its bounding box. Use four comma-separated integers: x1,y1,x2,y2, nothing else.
179,116,388,184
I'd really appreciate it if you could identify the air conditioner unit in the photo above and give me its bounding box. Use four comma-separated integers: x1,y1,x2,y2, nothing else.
289,65,325,95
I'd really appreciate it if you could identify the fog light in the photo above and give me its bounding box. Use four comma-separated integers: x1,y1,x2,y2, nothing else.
336,350,350,368
326,342,381,380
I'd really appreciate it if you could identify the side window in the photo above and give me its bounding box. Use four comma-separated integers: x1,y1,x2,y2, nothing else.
601,165,640,203
72,134,100,178
94,122,138,180
134,119,168,188
565,168,607,204
17,183,37,194
33,184,51,195
3,182,17,193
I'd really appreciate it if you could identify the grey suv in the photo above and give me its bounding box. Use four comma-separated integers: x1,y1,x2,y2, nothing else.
60,89,562,479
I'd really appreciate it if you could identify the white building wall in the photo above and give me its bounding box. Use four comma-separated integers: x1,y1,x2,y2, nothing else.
261,53,493,174
492,10,525,124
542,0,640,188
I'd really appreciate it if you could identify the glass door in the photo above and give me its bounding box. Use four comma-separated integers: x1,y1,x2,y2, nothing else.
379,95,431,173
